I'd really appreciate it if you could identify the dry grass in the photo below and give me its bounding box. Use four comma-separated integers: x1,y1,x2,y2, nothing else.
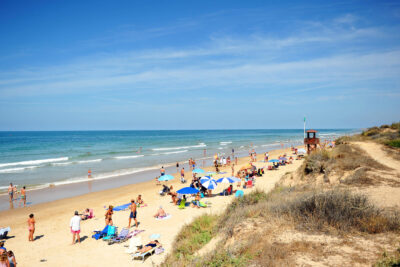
341,167,377,186
302,144,388,179
271,190,400,234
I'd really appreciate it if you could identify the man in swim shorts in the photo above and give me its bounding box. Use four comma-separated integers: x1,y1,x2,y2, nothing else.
128,200,138,228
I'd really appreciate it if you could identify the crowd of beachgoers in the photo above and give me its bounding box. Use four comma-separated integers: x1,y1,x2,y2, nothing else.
0,144,315,265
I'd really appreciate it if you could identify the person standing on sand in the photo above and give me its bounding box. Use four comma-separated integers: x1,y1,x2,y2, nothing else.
128,200,138,228
70,211,81,245
231,164,235,176
176,162,179,173
105,206,113,225
180,168,185,183
28,214,35,241
160,166,165,176
19,186,26,207
7,184,13,202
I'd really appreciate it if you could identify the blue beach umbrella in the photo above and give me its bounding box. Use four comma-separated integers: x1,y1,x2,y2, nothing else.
200,176,212,183
216,177,237,184
201,178,218,190
193,168,205,174
158,175,174,181
177,187,199,194
268,159,280,163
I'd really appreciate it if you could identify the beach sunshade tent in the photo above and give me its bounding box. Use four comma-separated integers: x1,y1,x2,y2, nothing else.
268,159,280,163
280,157,287,161
297,148,306,154
201,178,217,189
193,168,205,174
216,177,238,184
177,187,199,194
158,175,174,181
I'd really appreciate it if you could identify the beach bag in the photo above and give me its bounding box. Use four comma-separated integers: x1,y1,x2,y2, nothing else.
155,247,164,255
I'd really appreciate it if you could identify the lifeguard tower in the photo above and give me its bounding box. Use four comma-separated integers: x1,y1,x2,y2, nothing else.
304,129,320,154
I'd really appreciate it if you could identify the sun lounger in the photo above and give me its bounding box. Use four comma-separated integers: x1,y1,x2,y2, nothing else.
92,225,109,240
132,247,156,262
102,225,117,240
178,199,186,209
108,227,129,245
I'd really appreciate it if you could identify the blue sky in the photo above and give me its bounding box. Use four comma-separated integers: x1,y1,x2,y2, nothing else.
0,0,399,130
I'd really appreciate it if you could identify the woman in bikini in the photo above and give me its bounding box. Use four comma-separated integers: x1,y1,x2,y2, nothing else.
28,214,35,241
137,240,160,254
105,206,113,225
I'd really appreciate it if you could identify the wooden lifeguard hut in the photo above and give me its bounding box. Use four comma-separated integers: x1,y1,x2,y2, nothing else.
304,129,320,154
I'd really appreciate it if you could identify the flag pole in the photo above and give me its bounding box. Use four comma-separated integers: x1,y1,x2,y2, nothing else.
303,116,306,138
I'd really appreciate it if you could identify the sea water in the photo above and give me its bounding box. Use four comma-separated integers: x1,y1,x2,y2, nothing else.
0,129,357,192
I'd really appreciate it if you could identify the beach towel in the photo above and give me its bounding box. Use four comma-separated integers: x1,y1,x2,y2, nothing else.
155,214,171,220
149,233,160,239
112,203,130,211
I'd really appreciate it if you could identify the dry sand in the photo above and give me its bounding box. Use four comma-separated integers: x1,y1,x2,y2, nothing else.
0,147,303,266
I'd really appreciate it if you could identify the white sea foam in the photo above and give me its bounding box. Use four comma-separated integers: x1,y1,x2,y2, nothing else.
152,143,206,151
0,166,39,173
160,150,188,155
220,141,232,145
52,162,73,166
114,155,144,160
52,166,160,187
0,157,68,168
77,159,102,164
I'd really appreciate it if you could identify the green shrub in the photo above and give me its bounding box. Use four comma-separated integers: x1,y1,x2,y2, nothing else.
386,139,400,148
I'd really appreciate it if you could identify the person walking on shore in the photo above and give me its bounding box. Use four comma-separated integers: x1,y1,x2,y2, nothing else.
128,200,138,228
176,162,179,173
70,211,81,245
7,184,13,202
28,214,35,242
19,186,26,207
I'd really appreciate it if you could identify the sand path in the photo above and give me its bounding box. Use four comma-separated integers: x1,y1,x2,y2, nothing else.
353,142,400,173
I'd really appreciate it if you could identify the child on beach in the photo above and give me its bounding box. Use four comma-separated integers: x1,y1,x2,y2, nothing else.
28,214,35,242
7,251,16,267
19,186,26,207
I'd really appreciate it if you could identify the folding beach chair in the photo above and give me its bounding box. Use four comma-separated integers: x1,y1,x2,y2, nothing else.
102,225,117,241
92,225,109,240
108,227,129,245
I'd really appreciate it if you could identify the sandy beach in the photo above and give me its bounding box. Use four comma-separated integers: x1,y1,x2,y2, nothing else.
0,146,302,266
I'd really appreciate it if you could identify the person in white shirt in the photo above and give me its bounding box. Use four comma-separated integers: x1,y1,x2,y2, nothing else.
70,211,81,245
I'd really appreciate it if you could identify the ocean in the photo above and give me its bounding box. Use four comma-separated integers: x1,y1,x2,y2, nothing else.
0,129,357,192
